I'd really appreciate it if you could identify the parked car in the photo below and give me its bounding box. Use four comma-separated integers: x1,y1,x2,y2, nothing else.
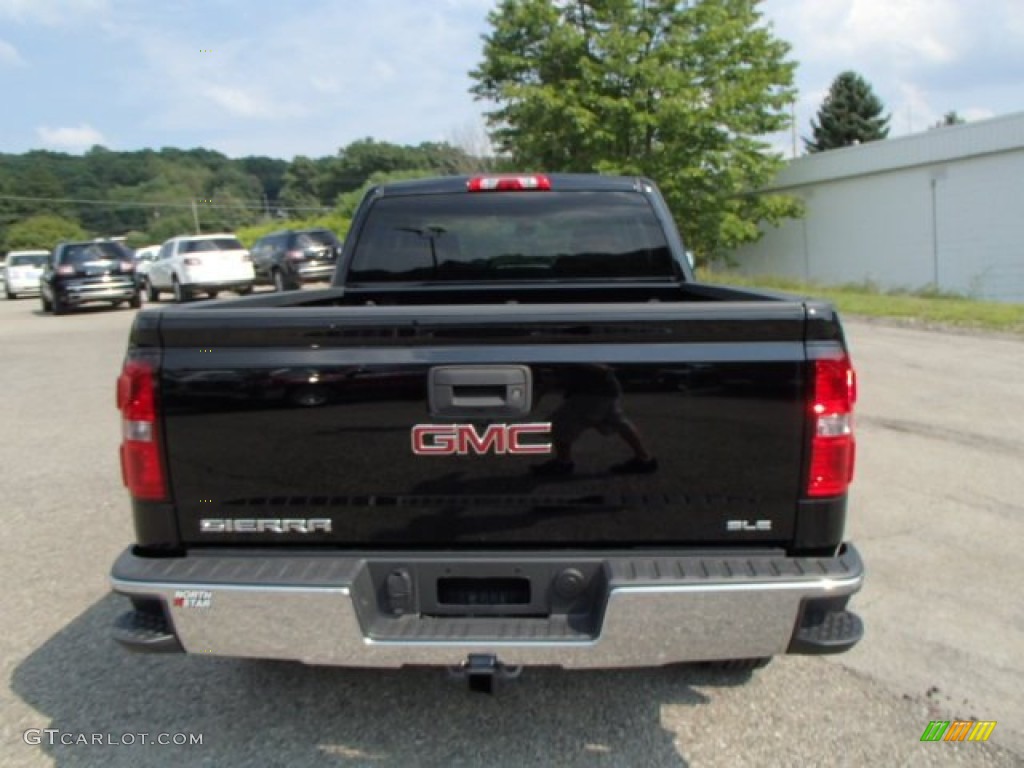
4,250,50,299
131,245,160,291
250,228,341,291
40,240,141,314
144,234,255,303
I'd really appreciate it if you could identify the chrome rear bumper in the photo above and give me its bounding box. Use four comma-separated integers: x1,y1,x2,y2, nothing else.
110,545,864,668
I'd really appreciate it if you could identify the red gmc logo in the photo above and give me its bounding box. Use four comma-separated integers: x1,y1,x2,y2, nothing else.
411,423,552,456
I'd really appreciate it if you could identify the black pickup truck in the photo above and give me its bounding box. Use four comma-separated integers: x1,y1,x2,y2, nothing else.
110,173,863,689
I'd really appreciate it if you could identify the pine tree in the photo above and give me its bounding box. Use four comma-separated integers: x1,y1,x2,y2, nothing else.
805,71,890,153
931,111,965,129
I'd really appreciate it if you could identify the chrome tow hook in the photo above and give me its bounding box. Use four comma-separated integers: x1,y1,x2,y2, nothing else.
447,654,523,693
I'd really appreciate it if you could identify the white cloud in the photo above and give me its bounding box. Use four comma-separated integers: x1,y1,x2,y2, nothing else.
37,123,107,150
961,107,996,123
0,38,25,66
765,0,1024,142
0,0,109,24
203,86,273,119
96,0,494,156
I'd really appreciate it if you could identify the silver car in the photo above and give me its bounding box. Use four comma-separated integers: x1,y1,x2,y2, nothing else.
4,250,50,299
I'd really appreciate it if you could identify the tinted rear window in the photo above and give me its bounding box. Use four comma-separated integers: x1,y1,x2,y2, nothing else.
59,242,129,264
8,254,49,267
181,237,244,253
294,230,338,248
348,191,675,282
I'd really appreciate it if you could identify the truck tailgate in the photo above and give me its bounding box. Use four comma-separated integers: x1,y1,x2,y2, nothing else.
154,302,810,548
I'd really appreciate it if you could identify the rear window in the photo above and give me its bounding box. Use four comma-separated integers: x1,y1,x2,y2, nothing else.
8,254,49,267
181,237,244,253
59,242,129,265
348,191,675,282
294,230,338,248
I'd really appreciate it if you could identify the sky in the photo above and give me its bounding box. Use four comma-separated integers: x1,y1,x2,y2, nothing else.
2,0,1023,161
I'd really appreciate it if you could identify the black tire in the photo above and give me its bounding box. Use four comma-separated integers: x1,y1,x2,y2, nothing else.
207,290,219,299
705,658,772,672
52,294,68,316
272,270,286,292
41,294,52,312
129,293,142,309
5,289,16,300
172,278,191,304
237,284,254,296
145,279,160,303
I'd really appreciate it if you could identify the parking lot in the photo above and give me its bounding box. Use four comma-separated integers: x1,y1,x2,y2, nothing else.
0,296,1021,767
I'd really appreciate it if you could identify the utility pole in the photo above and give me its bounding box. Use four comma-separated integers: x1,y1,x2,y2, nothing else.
191,199,201,234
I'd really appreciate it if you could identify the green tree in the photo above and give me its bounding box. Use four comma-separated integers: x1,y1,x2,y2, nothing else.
931,111,965,129
3,214,87,251
469,0,801,261
805,71,890,152
278,156,325,215
335,168,442,218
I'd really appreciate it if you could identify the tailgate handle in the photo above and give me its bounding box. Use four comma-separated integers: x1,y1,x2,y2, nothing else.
429,366,532,418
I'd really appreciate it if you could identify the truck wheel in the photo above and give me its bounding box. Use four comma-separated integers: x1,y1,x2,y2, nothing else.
41,294,52,312
145,279,160,303
5,288,16,300
272,270,286,292
129,292,142,309
52,295,68,315
237,284,253,296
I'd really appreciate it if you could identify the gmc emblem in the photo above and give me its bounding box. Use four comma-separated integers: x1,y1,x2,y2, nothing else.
411,423,552,456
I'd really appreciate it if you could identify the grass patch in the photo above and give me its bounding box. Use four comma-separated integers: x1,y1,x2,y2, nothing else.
698,271,1024,334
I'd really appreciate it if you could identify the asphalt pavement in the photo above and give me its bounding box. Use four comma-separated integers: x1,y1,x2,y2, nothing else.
0,294,1020,767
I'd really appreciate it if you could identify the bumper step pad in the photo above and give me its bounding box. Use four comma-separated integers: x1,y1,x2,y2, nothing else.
788,608,863,655
113,609,183,654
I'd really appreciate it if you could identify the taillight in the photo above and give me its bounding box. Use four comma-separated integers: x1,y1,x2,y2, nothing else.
183,257,202,266
806,357,857,498
285,249,305,261
117,359,167,500
468,174,551,192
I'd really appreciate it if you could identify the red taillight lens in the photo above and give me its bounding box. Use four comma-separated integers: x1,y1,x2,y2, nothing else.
467,174,552,192
806,357,856,498
117,359,167,501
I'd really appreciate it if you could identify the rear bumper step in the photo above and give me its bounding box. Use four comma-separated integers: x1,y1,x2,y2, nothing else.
109,545,864,668
113,608,183,653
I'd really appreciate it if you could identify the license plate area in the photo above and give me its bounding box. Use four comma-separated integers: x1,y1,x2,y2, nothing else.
437,577,531,608
360,560,606,620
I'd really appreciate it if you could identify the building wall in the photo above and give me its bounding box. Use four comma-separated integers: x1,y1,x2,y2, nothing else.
732,119,1024,302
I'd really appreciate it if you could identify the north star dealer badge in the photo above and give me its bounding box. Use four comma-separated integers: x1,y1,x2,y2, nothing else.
172,589,212,609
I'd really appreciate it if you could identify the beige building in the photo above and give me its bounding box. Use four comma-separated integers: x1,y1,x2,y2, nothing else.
733,111,1024,302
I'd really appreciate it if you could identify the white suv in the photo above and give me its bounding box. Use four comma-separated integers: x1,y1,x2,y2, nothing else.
144,234,255,303
4,250,50,299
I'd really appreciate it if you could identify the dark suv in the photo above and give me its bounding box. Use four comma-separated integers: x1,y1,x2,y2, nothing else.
40,240,141,315
249,228,340,291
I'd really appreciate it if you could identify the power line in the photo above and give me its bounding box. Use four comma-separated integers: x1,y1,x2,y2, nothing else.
0,193,332,213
